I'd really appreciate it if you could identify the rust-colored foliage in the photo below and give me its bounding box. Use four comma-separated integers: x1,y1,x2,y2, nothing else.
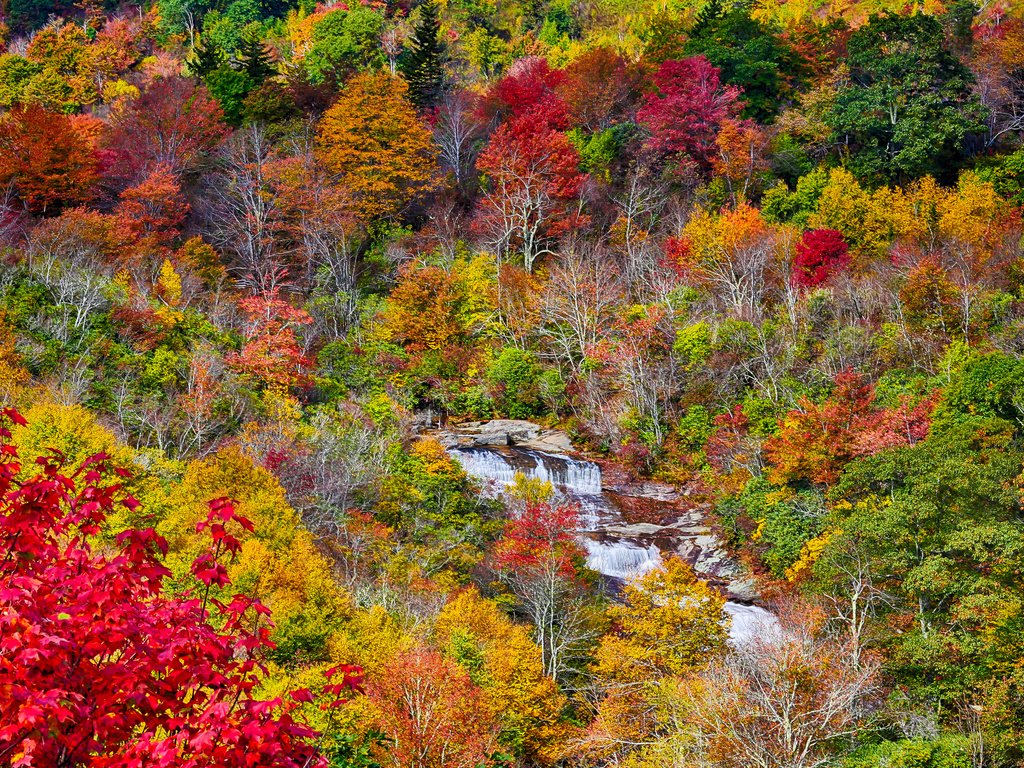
0,105,99,214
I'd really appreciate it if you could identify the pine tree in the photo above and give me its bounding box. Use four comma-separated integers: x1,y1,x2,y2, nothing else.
187,36,224,79
235,27,275,85
401,0,446,109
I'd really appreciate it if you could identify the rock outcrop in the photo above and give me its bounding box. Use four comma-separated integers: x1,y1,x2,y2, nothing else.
434,419,575,453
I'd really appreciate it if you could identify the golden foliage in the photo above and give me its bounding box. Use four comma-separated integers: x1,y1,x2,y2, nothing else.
434,588,574,765
0,314,29,404
317,72,438,221
607,556,728,677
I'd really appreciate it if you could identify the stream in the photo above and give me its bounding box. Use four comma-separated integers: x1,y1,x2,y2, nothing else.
447,445,778,645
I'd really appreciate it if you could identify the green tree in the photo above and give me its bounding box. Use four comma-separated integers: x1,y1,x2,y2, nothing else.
486,347,542,419
400,0,447,109
187,35,224,80
304,7,385,84
824,12,987,183
829,417,1024,701
683,0,798,121
235,25,275,84
204,65,253,126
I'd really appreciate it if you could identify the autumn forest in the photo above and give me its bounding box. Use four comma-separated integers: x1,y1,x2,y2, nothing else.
2,0,1024,764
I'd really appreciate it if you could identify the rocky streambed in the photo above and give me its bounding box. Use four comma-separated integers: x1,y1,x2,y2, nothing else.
432,420,777,644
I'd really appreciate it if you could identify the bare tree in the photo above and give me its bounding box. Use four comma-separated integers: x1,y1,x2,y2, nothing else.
433,89,483,190
205,125,287,294
679,605,881,768
611,167,668,299
538,247,624,376
815,534,894,669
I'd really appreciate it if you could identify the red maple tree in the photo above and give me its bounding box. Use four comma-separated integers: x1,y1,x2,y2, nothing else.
0,105,100,214
792,228,851,288
104,75,228,183
482,56,570,130
0,408,361,767
228,288,314,389
475,114,588,271
637,56,740,175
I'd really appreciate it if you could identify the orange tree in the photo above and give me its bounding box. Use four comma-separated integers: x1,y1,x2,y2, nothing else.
317,72,438,222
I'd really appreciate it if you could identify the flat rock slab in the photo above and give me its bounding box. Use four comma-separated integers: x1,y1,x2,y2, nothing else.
434,419,575,453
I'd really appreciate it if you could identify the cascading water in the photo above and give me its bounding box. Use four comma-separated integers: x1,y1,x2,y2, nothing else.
447,444,780,644
448,447,602,495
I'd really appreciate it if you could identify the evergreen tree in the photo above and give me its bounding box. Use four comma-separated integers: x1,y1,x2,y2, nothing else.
187,35,224,80
684,0,799,121
401,0,446,109
235,27,275,85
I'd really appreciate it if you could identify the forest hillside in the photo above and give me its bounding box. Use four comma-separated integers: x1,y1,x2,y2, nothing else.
2,0,1024,764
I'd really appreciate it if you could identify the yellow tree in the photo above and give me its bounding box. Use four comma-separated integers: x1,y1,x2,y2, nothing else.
582,557,728,762
155,447,354,663
807,167,914,265
681,203,779,322
317,72,438,221
610,556,728,676
0,313,28,404
434,588,574,766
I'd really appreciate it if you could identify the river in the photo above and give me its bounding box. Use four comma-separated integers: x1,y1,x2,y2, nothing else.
447,445,778,645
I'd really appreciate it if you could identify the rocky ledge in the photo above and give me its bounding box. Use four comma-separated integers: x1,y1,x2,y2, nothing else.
433,419,575,454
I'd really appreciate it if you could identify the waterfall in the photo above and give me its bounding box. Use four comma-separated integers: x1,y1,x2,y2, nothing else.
447,443,779,645
723,602,781,645
582,537,663,579
448,447,602,495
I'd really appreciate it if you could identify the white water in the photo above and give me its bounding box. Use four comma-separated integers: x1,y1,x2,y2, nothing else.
723,602,781,645
448,446,602,495
582,538,663,579
448,444,778,645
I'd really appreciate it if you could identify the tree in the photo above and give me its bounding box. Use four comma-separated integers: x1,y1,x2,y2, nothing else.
235,25,275,84
379,263,473,353
434,589,573,765
831,416,1024,659
368,645,500,768
610,556,728,676
678,203,778,322
22,20,98,112
317,72,438,221
482,56,569,130
228,288,313,389
206,125,285,293
825,12,987,183
269,148,362,326
558,46,644,131
104,75,228,182
0,104,98,214
582,558,728,762
972,17,1024,148
401,0,446,108
678,605,880,768
637,56,740,178
712,118,769,205
0,408,361,767
300,7,386,84
490,502,600,682
432,89,484,189
792,228,849,288
684,0,799,120
764,371,934,486
538,248,623,377
187,35,224,79
475,113,588,272
115,164,191,260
